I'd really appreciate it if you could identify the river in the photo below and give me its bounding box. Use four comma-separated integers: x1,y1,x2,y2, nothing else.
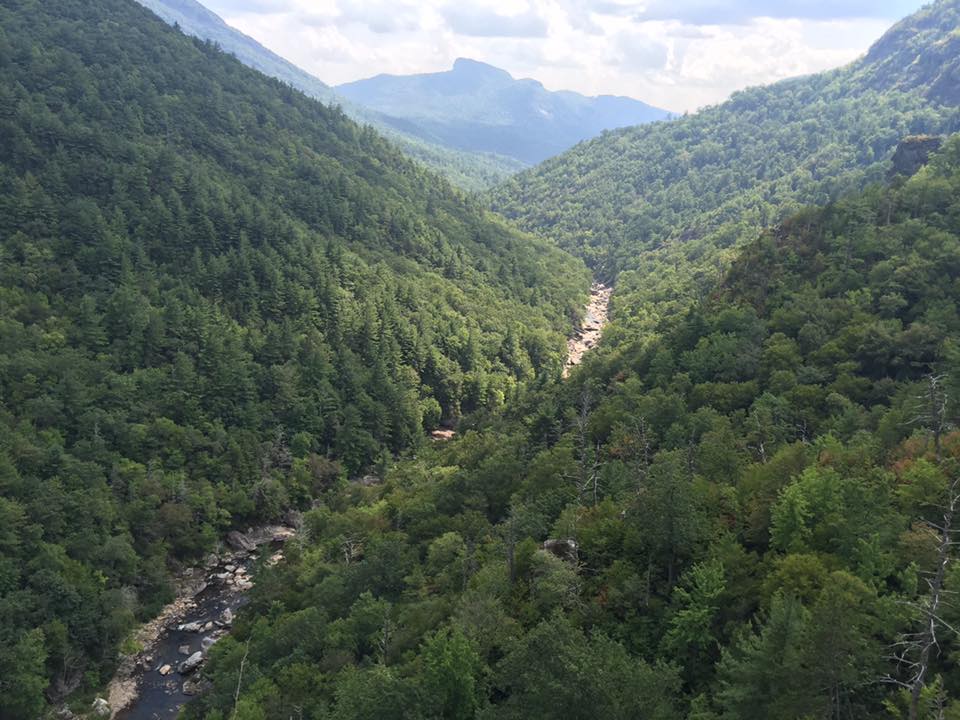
102,526,294,720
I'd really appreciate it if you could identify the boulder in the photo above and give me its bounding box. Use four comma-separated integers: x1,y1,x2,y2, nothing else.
178,645,191,656
178,651,204,675
226,530,256,552
178,621,204,633
91,697,111,718
219,608,234,626
159,664,173,676
201,636,218,652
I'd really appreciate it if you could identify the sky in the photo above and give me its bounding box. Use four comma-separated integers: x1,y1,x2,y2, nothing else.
201,0,930,112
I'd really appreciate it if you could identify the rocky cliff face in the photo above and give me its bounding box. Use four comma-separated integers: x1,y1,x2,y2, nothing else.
889,135,944,177
860,0,960,105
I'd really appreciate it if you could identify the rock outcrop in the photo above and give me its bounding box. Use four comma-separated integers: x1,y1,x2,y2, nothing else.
226,530,256,552
889,135,943,177
542,538,579,564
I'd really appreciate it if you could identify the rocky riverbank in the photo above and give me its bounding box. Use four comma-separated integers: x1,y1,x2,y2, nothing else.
564,283,612,376
90,524,297,720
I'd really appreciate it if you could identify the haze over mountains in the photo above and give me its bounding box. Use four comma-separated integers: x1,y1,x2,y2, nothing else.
134,0,669,186
337,59,671,165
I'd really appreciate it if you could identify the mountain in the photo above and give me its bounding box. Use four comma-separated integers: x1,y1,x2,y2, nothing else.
491,0,960,337
192,136,960,718
135,0,525,191
135,0,338,103
0,0,588,712
337,58,672,166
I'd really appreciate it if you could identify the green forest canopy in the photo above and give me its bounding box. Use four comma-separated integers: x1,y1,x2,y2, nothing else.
191,135,960,719
490,0,960,344
0,0,587,711
3,0,960,717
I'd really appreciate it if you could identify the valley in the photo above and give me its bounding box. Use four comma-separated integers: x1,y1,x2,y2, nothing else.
2,1,960,719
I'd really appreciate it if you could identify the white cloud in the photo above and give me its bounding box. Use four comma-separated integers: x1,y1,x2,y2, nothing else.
441,4,549,37
202,0,926,112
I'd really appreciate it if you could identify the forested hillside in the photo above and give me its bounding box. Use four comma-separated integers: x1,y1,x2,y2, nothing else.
0,0,588,712
6,0,960,717
192,135,960,719
491,0,960,338
135,0,530,191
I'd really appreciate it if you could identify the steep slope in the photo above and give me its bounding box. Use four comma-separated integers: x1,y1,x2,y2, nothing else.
491,0,960,329
337,58,672,166
192,137,960,718
135,0,528,190
136,0,337,103
0,0,587,710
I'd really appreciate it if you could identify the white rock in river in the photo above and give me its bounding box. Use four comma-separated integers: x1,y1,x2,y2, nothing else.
178,645,191,656
178,621,204,633
159,664,173,676
201,635,218,651
178,651,204,675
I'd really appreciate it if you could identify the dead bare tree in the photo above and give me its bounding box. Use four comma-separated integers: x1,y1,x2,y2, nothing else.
378,606,394,665
625,416,652,498
231,639,251,720
341,534,364,565
748,412,769,464
565,385,603,505
885,472,960,720
909,374,951,462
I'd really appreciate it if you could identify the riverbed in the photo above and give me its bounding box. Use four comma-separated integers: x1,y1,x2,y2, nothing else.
104,526,294,719
564,283,612,376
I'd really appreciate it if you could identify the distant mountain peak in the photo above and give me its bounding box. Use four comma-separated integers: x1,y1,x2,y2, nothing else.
337,60,670,165
452,57,512,80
